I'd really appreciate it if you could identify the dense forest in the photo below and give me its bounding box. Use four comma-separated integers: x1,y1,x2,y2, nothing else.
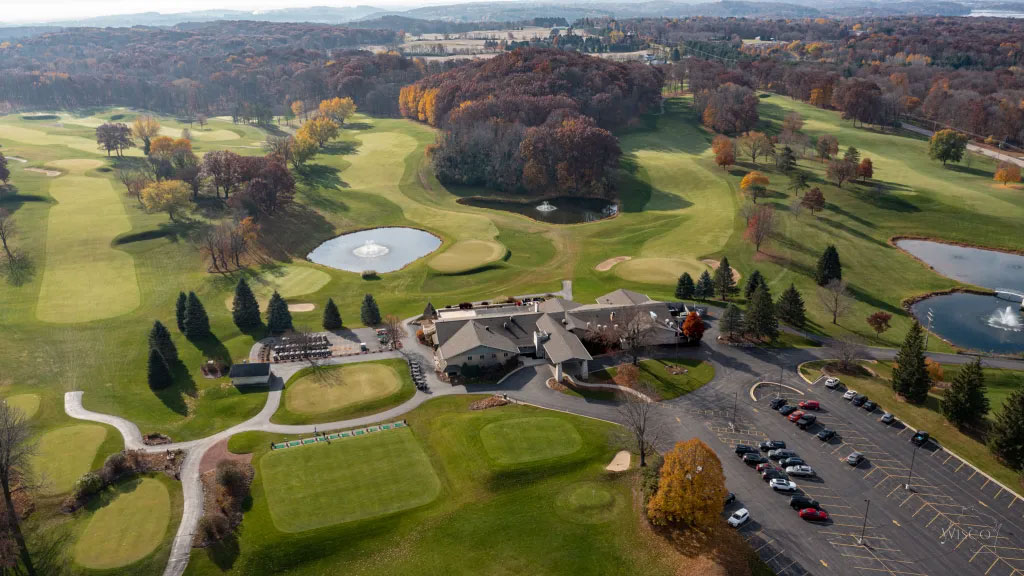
400,48,663,197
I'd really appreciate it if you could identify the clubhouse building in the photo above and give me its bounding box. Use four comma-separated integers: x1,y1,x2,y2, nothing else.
425,289,684,380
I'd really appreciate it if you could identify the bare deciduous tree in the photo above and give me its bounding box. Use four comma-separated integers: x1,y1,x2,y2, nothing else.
818,279,854,325
614,308,657,365
617,382,659,467
383,315,404,350
830,335,867,372
0,209,14,260
0,402,37,575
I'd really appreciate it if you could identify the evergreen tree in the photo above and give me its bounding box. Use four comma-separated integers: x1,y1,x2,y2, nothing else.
743,270,765,300
232,278,261,331
695,270,714,300
891,322,930,403
941,357,989,429
148,320,178,363
175,291,187,332
776,146,797,173
713,257,736,301
184,291,210,340
776,283,807,328
361,293,382,325
147,348,173,390
843,146,860,165
988,387,1024,470
719,304,744,340
323,297,342,330
814,245,842,286
266,291,293,334
675,272,695,300
745,284,779,341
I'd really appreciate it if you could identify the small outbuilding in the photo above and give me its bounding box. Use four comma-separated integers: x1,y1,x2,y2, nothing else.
228,362,272,386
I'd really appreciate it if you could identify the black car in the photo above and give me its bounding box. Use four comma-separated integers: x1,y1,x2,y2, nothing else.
768,449,797,461
780,457,806,468
725,492,736,505
760,440,786,452
762,469,788,482
743,453,768,465
796,414,817,429
769,398,787,410
911,431,930,446
817,428,836,441
735,444,757,455
851,394,868,407
778,405,798,416
790,495,821,510
863,400,877,411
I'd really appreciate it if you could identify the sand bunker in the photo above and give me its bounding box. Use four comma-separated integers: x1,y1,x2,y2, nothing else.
594,256,631,272
24,167,61,177
605,450,631,472
288,303,315,312
7,156,28,163
701,259,742,282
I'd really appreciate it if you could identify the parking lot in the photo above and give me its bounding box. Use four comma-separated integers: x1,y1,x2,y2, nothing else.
704,374,1024,576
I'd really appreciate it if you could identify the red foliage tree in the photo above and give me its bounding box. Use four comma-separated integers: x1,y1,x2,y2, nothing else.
682,311,706,343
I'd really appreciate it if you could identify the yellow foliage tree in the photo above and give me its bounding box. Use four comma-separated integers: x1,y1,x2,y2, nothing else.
140,180,190,221
318,97,357,125
740,170,770,203
149,136,192,161
296,116,339,148
994,162,1022,187
925,358,944,382
290,134,320,169
647,438,727,527
132,115,162,155
290,101,305,121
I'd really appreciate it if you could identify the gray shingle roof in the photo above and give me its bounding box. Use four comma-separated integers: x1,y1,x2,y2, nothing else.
537,297,582,313
596,288,652,306
228,362,271,378
438,320,520,359
536,314,592,364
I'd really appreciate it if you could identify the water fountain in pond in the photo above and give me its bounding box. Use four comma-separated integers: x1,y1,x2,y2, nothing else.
536,201,557,212
988,306,1023,331
352,240,390,258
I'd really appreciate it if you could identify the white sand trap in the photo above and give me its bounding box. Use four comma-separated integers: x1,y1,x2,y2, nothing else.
7,156,28,163
606,450,631,472
701,259,742,282
288,303,315,312
595,256,631,272
24,167,61,177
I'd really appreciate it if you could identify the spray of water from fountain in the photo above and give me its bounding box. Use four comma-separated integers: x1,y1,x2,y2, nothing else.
536,201,557,212
352,240,390,258
988,305,1023,331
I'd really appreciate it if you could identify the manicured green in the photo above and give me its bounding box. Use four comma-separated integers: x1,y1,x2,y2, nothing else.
32,423,108,495
591,358,715,399
428,239,508,273
4,393,40,419
274,358,415,424
73,476,172,569
553,480,624,525
478,416,583,464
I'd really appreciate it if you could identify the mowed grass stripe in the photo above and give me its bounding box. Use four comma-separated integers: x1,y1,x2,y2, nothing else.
36,172,140,323
73,477,171,570
284,362,403,416
260,427,441,532
429,239,507,273
33,424,107,495
479,417,583,465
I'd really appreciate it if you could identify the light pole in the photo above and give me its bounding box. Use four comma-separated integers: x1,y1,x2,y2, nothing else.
924,308,934,349
906,443,920,491
733,390,739,426
858,499,871,546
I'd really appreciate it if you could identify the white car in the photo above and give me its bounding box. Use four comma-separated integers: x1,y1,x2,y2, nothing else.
728,508,750,527
825,377,840,389
880,412,896,425
770,478,798,492
786,465,815,477
843,389,858,400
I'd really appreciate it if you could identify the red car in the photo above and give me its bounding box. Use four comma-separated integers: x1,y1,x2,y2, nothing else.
798,400,820,411
756,462,778,473
799,508,829,522
788,410,806,422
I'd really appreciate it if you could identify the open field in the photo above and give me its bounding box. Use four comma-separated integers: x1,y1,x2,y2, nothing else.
478,416,583,465
275,359,415,424
32,424,108,495
5,393,40,419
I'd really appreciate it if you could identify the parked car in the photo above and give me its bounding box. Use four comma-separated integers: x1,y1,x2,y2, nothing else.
728,508,750,527
796,414,817,429
851,394,868,407
880,413,895,425
799,508,830,522
778,405,798,416
781,457,806,468
817,428,836,441
768,449,797,461
787,465,816,477
863,400,877,411
762,469,788,482
825,377,841,389
735,444,757,455
725,492,736,505
756,462,778,473
843,389,858,400
743,453,768,465
798,400,820,410
911,431,930,446
770,478,798,492
790,495,820,510
846,452,864,466
769,398,787,410
760,440,786,452
788,410,806,422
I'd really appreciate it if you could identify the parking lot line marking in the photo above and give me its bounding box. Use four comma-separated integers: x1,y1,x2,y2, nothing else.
969,470,978,480
956,462,966,472
1008,498,1016,510
943,455,954,465
892,519,901,527
820,560,829,568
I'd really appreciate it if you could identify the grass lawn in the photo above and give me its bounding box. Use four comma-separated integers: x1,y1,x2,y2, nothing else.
273,359,415,424
799,360,1023,493
186,396,678,575
478,416,584,465
590,357,715,399
218,263,331,310
5,393,40,419
72,474,180,573
428,239,508,273
32,423,108,495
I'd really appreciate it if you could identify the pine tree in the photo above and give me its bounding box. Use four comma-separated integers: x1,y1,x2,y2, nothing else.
232,278,262,331
695,270,714,300
814,245,842,286
675,272,695,300
988,387,1024,470
776,283,806,328
745,284,779,341
713,257,736,301
843,146,860,166
322,298,342,330
776,146,797,173
891,322,931,403
719,304,744,340
148,320,178,363
941,357,989,429
175,291,187,332
184,291,210,340
147,348,173,390
743,270,765,300
361,293,381,325
266,291,293,334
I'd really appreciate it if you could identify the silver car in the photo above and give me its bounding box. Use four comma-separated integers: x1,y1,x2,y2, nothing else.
880,412,896,425
786,465,815,477
825,377,840,389
846,452,864,466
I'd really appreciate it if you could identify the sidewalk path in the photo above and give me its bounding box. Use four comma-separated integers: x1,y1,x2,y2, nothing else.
902,123,1024,168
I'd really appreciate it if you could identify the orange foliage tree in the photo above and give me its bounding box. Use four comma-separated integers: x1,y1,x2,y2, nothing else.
740,170,770,203
682,311,706,342
647,438,727,527
711,135,735,170
994,162,1021,187
925,358,944,382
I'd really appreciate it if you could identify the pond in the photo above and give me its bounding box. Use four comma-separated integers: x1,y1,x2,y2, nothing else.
898,239,1024,353
307,227,441,273
458,196,617,225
